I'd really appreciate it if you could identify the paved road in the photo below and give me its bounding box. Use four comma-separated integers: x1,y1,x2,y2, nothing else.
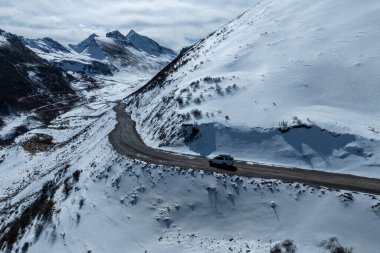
109,103,380,195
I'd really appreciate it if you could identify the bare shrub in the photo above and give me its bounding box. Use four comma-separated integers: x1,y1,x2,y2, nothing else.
72,170,81,183
190,80,200,89
34,223,44,241
270,240,297,253
278,120,289,133
319,237,353,253
79,198,85,209
194,97,202,105
180,88,189,94
225,84,238,94
270,244,282,253
204,76,222,83
76,213,81,225
190,109,202,118
21,242,30,253
62,178,72,197
215,84,223,95
183,123,200,143
181,113,191,121
175,96,184,105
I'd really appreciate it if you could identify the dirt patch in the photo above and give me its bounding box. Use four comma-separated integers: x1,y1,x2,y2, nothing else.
22,134,54,154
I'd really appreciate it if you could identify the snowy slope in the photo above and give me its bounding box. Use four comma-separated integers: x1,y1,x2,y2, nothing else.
2,3,380,252
127,0,380,177
1,15,380,252
22,37,70,54
1,74,380,252
1,100,379,253
0,34,9,47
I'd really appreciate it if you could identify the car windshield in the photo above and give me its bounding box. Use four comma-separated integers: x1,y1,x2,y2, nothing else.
213,155,233,160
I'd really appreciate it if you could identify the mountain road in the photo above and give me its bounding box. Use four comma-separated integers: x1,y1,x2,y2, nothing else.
109,103,380,195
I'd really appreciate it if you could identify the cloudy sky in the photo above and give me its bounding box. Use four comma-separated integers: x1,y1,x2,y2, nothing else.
0,0,255,51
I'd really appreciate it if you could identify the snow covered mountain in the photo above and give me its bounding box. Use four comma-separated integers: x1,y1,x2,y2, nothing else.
24,30,176,76
127,0,380,177
1,51,379,252
2,2,380,253
0,27,175,149
0,29,76,122
22,37,70,54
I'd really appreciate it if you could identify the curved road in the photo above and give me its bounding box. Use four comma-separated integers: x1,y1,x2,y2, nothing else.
109,103,380,195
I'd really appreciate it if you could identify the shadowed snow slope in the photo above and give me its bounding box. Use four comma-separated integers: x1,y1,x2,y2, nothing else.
127,0,380,177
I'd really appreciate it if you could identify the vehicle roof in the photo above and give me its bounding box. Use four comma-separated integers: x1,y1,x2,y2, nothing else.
215,154,233,157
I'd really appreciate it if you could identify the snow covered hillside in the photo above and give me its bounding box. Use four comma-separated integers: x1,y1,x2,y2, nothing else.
1,13,380,252
1,71,379,252
0,29,76,124
127,0,380,177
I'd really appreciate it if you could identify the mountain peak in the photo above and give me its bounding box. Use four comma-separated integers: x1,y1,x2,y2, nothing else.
124,30,176,57
69,33,106,59
126,29,137,37
88,33,98,39
106,30,125,40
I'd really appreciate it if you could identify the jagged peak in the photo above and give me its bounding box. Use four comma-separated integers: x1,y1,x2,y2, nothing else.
106,30,125,40
126,29,137,37
88,33,99,39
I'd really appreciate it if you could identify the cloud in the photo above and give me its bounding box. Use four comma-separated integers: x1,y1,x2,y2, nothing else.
0,0,255,50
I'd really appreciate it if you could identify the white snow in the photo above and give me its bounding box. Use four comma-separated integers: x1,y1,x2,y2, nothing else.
0,35,8,46
1,2,380,252
0,55,379,252
25,32,175,77
6,150,380,253
0,115,28,140
128,0,380,177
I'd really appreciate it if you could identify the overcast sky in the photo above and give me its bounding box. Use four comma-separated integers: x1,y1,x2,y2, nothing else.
0,0,255,51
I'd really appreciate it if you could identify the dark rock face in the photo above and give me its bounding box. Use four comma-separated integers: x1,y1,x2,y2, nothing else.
0,29,76,121
106,30,126,41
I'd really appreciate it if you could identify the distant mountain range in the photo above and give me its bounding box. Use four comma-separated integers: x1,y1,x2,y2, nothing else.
0,28,176,122
22,30,176,76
